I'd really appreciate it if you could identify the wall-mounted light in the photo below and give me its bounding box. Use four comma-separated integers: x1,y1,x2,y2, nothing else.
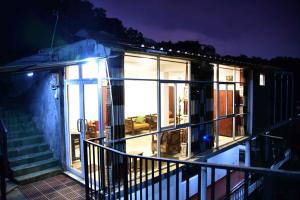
27,72,34,77
50,73,60,99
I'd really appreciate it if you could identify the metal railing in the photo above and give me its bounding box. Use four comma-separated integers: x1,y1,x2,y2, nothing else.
0,119,9,200
84,137,300,200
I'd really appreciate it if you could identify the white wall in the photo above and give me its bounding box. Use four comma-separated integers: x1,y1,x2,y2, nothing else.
125,81,157,117
207,146,240,185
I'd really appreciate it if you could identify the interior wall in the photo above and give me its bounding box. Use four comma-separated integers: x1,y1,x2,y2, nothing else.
124,81,157,117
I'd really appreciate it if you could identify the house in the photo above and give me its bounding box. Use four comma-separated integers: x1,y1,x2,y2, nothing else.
0,39,294,190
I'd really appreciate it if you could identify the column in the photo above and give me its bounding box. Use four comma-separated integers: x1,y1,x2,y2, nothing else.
201,167,207,200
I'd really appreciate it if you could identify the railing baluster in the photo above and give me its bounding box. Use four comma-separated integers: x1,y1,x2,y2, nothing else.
118,154,121,200
140,157,143,200
211,167,215,200
97,146,100,200
226,169,231,198
123,154,129,200
89,143,93,198
159,161,162,200
112,152,116,199
167,162,170,200
145,159,148,200
176,163,179,200
152,159,155,200
92,145,97,199
107,150,111,200
186,164,189,200
100,145,105,198
244,171,249,199
134,157,137,200
129,157,132,200
197,166,201,200
83,141,90,200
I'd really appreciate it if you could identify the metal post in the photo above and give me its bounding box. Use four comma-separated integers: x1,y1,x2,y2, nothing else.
245,140,251,166
273,74,277,125
225,84,228,116
0,154,6,200
200,167,207,200
233,83,236,140
157,56,161,158
280,74,283,122
286,75,289,120
247,70,253,135
83,141,90,200
123,155,129,200
216,64,220,148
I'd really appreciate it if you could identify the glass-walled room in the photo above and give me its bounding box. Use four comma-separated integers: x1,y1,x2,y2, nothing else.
101,53,191,160
99,53,249,160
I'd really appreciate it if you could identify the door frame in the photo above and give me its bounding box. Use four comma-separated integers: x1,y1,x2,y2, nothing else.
64,63,103,178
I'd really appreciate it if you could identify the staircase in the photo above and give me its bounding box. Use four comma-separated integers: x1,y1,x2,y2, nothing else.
2,107,61,184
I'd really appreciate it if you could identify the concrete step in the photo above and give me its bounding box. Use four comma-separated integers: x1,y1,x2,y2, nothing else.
3,115,31,124
8,128,41,139
14,167,62,184
2,112,28,121
12,158,58,177
7,135,44,148
9,151,53,167
8,143,48,158
7,121,36,132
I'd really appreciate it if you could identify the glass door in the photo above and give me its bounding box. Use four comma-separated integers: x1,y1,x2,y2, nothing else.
65,62,101,177
67,83,84,175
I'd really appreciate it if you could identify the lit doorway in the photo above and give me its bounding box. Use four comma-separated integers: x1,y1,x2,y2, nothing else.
64,62,102,177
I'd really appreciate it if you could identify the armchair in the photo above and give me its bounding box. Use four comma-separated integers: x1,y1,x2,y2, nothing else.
152,130,181,155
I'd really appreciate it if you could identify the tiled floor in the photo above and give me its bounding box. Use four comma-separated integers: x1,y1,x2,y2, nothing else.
18,174,86,200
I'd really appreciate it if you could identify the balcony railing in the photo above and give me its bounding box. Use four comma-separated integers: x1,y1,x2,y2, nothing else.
84,137,300,200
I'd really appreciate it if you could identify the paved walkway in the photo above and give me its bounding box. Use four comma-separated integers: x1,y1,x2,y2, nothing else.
8,174,86,200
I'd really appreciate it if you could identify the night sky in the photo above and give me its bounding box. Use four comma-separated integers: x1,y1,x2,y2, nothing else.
91,0,300,59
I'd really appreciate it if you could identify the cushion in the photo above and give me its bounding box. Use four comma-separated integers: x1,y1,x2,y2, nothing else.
135,116,145,124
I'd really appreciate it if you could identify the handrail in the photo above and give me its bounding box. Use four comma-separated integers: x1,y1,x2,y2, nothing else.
0,119,12,179
0,119,8,200
86,137,300,177
260,134,284,140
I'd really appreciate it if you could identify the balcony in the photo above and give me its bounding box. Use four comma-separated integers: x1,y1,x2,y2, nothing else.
83,137,300,200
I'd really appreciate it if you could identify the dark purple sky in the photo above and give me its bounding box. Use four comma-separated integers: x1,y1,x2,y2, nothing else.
91,0,300,59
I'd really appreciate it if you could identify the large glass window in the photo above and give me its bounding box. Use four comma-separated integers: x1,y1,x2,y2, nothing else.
213,64,248,147
125,80,157,135
103,53,249,161
124,53,157,79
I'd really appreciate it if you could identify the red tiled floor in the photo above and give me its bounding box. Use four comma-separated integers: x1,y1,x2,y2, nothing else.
18,174,86,200
190,171,244,200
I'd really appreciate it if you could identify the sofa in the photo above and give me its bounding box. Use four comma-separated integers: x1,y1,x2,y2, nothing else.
125,116,151,135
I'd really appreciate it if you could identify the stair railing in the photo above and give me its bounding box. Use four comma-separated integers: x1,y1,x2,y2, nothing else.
1,119,14,200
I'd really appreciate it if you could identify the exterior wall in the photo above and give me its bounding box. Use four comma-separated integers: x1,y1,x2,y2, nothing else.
26,71,65,164
252,69,272,134
25,71,65,165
